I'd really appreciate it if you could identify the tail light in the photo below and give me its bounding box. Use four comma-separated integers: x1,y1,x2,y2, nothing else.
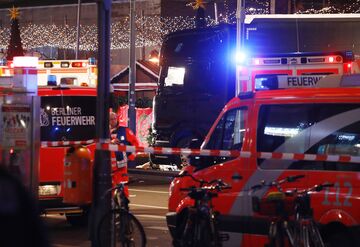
71,62,83,67
343,62,352,74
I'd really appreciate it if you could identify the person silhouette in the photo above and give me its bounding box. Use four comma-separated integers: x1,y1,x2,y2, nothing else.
0,166,50,247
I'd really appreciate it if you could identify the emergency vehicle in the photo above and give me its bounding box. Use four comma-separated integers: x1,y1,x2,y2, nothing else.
167,51,360,247
38,85,97,225
0,57,97,87
0,57,100,225
37,58,97,87
151,13,360,169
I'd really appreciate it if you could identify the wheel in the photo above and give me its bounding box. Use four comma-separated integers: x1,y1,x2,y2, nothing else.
308,221,325,247
97,209,146,247
268,221,286,247
323,227,355,247
179,216,195,247
267,222,278,247
180,215,216,247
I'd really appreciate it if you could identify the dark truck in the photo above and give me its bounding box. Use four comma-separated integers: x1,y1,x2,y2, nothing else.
150,24,236,168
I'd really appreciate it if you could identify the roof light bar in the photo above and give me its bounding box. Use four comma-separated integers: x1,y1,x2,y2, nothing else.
13,56,38,67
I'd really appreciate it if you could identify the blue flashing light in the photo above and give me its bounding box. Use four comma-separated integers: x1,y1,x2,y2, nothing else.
55,127,59,131
88,57,96,65
254,75,279,90
47,74,57,86
66,128,71,132
234,50,247,65
0,58,7,66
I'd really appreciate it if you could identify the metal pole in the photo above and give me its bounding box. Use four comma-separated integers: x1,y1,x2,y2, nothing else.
141,10,145,61
236,0,245,95
91,0,112,246
64,15,68,59
75,0,81,59
214,2,218,24
128,0,136,134
270,0,275,14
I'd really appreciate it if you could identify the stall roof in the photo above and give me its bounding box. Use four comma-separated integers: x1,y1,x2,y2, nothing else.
111,60,159,91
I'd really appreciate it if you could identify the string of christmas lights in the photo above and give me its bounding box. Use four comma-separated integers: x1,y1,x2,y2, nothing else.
1,1,360,52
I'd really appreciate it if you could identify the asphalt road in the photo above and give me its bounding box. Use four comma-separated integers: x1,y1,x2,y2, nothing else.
44,179,173,247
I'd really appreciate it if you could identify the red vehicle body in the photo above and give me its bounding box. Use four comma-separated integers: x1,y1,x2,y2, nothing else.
38,86,130,225
0,58,132,225
167,52,360,246
38,86,98,224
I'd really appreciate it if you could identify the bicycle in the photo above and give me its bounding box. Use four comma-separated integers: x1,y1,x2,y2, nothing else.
251,175,333,247
175,171,238,247
97,173,146,247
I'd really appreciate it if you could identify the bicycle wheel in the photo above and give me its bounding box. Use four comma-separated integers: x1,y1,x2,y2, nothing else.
180,216,196,247
97,209,146,247
180,217,217,247
268,221,287,247
308,220,325,247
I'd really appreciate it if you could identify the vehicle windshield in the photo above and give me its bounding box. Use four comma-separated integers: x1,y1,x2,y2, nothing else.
40,96,96,142
189,107,247,169
159,25,236,95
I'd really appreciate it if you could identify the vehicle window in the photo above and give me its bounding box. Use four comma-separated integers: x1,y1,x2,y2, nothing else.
254,74,288,90
188,108,246,168
60,77,77,85
159,27,236,96
164,67,185,86
257,104,360,171
40,96,96,142
206,108,247,150
190,108,247,169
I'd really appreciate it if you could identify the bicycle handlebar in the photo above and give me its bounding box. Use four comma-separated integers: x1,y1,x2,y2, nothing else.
295,182,334,195
251,175,306,192
176,170,239,188
180,183,232,192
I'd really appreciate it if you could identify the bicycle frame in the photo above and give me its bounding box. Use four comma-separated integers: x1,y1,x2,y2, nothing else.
97,178,146,247
176,172,233,247
251,175,331,247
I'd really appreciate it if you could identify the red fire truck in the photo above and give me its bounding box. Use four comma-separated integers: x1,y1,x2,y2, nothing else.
36,58,98,225
0,58,99,225
38,85,97,225
167,51,360,246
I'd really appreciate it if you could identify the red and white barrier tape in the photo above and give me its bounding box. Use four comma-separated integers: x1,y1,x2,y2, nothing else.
40,140,360,163
41,139,96,147
96,143,360,164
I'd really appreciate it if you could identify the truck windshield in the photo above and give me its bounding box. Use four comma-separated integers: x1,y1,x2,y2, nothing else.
40,96,96,142
159,25,236,95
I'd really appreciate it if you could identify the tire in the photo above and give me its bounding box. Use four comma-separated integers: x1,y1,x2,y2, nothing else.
308,221,325,247
324,229,354,247
268,222,286,247
180,215,215,247
97,209,146,247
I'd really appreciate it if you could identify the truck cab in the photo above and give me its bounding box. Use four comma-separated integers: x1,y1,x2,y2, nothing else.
151,24,236,168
